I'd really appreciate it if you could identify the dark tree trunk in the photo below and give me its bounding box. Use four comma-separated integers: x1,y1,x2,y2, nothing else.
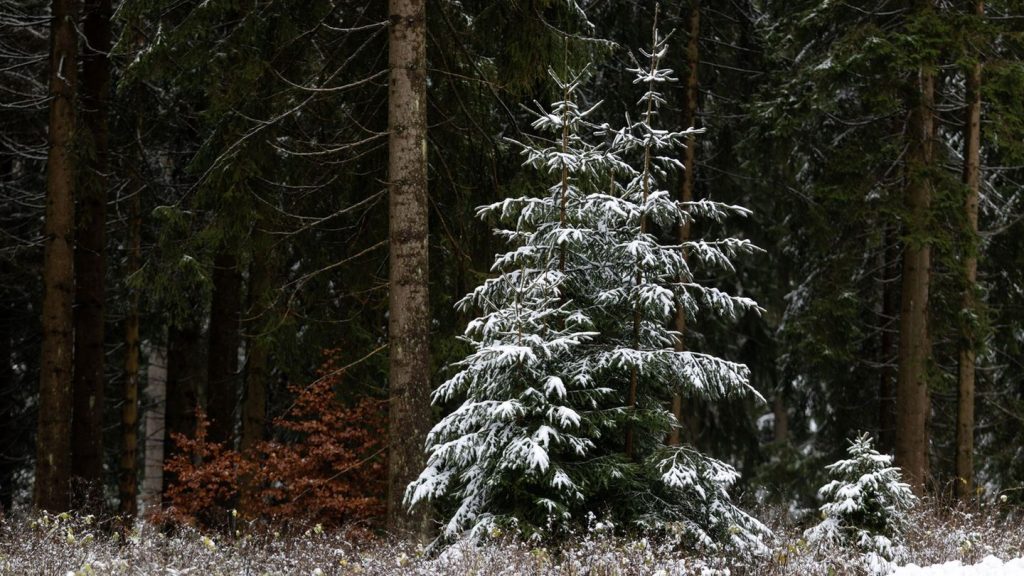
239,232,274,517
164,322,201,491
386,0,432,539
206,252,242,447
772,393,789,444
672,0,700,447
0,300,14,512
878,225,900,454
240,244,272,453
71,0,112,504
35,0,79,513
895,0,936,491
956,0,983,499
119,181,142,517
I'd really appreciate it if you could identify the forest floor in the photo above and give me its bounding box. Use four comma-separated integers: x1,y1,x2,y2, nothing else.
0,500,1021,575
893,557,1024,575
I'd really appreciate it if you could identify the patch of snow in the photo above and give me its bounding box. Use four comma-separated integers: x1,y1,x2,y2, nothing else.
894,556,1024,576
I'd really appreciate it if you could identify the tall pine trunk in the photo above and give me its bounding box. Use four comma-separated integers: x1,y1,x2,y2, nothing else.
895,0,936,491
119,179,142,517
35,0,79,513
672,0,700,447
206,252,241,446
141,344,167,510
955,0,983,499
879,225,900,454
240,244,271,454
164,322,201,493
240,17,278,462
71,0,112,503
386,0,432,538
0,298,14,512
239,231,274,517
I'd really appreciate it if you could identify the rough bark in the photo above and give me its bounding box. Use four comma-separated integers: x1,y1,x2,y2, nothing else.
671,0,700,447
386,0,432,538
141,344,166,511
206,252,242,446
895,1,935,491
34,0,79,513
956,0,983,499
119,182,142,517
71,0,112,502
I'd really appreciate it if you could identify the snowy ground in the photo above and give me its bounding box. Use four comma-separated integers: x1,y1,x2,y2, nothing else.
894,556,1024,576
1,502,1022,575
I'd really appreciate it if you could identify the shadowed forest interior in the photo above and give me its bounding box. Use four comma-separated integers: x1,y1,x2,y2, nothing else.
1,0,1024,556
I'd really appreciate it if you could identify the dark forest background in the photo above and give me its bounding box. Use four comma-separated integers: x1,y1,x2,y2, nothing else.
1,0,1023,534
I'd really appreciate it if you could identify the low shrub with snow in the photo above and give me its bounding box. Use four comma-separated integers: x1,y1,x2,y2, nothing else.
804,433,916,564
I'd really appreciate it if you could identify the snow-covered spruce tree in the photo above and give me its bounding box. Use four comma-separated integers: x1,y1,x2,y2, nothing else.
404,66,617,542
805,433,917,561
407,27,767,553
581,23,767,552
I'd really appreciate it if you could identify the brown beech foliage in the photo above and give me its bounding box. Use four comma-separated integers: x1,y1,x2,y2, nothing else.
162,351,387,531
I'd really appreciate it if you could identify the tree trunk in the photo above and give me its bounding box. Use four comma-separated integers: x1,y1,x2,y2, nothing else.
772,393,789,444
206,252,242,447
119,181,142,517
71,0,112,505
0,195,18,512
239,231,274,517
141,343,166,511
956,0,983,499
240,12,278,461
671,0,700,447
879,225,900,454
895,0,935,492
0,300,14,512
164,322,201,487
386,0,432,538
240,245,272,454
34,0,79,513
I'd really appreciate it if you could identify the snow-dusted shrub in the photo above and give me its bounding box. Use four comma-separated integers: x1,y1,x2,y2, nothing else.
407,26,766,554
805,433,916,561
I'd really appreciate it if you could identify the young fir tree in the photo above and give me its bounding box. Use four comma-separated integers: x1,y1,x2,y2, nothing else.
408,28,766,552
805,433,916,561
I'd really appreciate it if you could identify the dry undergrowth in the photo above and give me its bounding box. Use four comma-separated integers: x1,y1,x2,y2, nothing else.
0,499,1020,575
